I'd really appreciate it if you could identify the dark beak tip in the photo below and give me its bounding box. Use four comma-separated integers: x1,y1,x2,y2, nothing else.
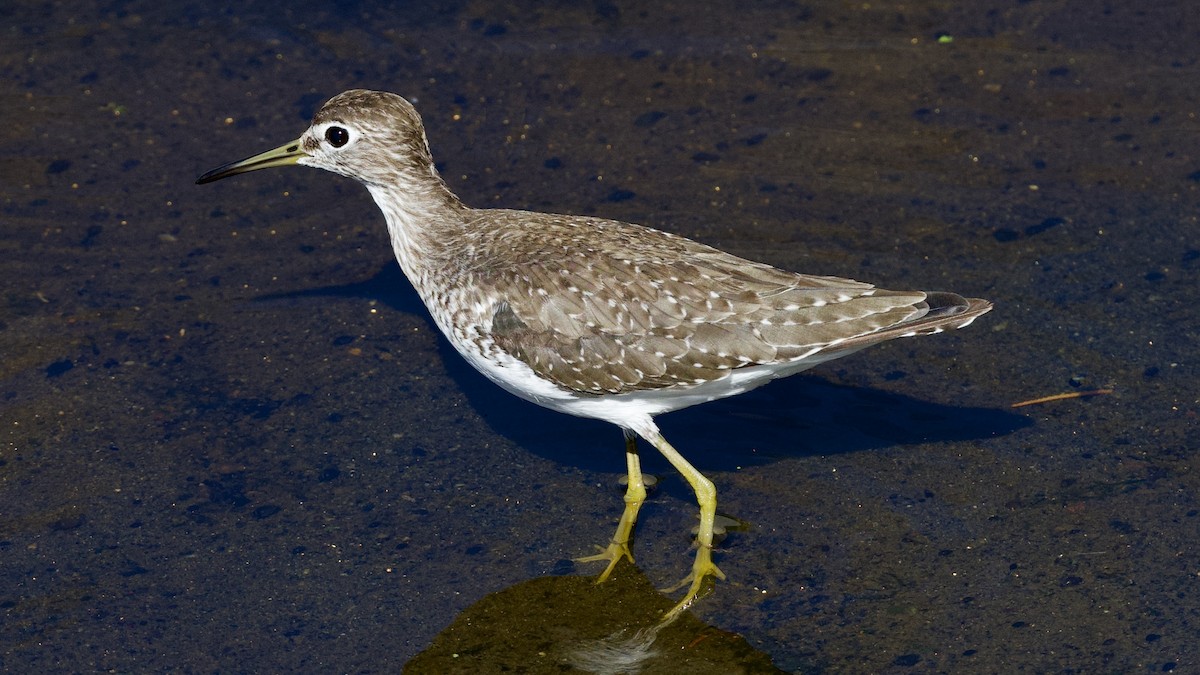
195,169,220,185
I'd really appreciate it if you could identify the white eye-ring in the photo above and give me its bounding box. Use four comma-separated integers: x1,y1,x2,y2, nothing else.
316,122,356,149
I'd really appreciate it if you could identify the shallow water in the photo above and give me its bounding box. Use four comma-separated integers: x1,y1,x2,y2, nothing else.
2,1,1197,672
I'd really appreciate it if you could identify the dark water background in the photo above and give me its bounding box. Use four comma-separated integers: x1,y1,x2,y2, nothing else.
3,1,1197,672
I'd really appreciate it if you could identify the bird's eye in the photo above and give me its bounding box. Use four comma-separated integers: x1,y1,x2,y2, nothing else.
325,126,350,147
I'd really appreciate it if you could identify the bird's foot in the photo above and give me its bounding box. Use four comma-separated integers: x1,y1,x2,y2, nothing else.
575,489,642,583
575,541,635,583
659,545,726,623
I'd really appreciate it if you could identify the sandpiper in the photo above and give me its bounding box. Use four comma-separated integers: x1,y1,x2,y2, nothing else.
198,89,991,621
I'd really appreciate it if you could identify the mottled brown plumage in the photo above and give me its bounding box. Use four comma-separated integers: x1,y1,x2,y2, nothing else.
450,210,975,396
198,90,992,623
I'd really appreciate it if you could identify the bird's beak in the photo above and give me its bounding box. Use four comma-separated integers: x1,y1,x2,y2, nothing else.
196,137,308,184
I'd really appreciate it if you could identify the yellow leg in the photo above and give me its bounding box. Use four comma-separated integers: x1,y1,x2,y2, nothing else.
641,427,726,623
576,429,646,582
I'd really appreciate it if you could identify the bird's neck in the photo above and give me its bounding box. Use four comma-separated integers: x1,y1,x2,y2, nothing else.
366,179,468,289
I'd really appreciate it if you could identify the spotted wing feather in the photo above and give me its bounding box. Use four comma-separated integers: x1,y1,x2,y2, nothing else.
464,211,986,396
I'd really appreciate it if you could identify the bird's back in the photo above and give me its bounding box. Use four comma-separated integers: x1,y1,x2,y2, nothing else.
425,209,989,400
